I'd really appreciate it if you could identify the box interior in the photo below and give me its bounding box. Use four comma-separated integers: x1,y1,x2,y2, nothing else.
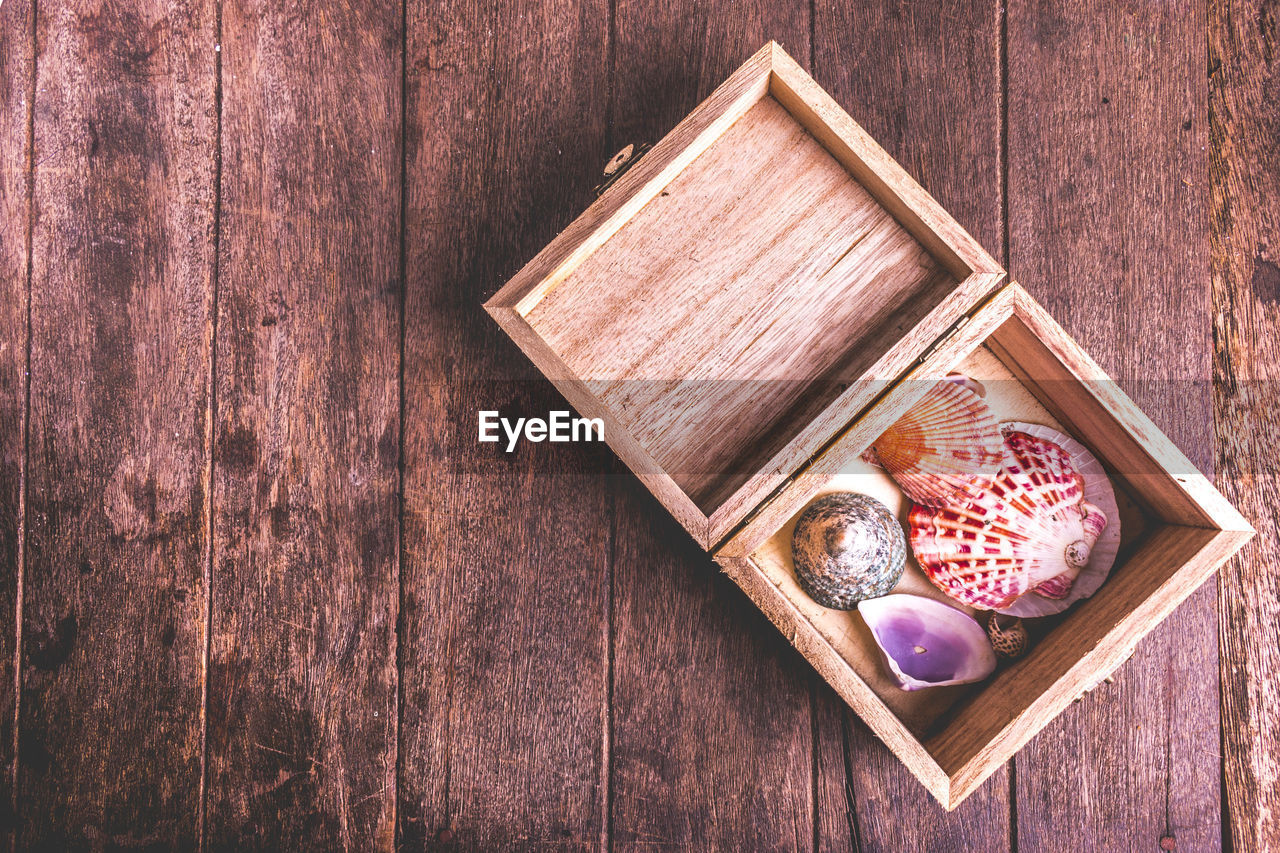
520,95,962,515
744,315,1219,785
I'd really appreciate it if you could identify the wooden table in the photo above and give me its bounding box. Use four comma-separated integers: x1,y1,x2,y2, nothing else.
0,1,1275,850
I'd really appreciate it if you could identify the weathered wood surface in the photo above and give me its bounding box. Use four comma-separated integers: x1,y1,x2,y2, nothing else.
0,1,32,845
1007,2,1221,850
398,1,613,848
0,1,1275,850
203,0,402,848
1210,0,1280,849
16,0,217,848
811,2,1012,847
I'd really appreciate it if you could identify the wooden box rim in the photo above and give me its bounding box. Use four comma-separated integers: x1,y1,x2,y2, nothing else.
484,42,1005,549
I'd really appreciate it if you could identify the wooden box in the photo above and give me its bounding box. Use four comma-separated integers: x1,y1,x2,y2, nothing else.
483,43,1254,808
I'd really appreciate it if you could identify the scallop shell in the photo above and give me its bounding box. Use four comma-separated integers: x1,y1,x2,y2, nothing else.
996,422,1121,617
987,614,1028,658
791,493,906,610
872,378,1005,507
858,594,997,690
909,430,1110,611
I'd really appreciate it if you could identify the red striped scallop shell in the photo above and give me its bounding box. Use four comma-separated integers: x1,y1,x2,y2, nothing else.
909,431,1109,610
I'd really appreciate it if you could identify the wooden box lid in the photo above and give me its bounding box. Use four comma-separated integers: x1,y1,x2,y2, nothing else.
485,42,1005,549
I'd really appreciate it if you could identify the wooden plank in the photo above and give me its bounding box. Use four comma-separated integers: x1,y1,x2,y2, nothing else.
612,508,813,849
1209,1,1280,848
0,0,33,842
18,0,216,847
810,0,1012,844
397,1,613,847
607,13,814,850
204,1,400,847
1006,1,1220,849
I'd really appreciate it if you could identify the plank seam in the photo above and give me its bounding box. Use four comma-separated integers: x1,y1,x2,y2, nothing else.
808,0,815,71
1207,9,1234,852
197,0,225,847
392,0,409,843
10,0,38,842
1219,686,1232,853
604,0,616,151
808,676,819,853
839,710,862,852
602,5,616,850
998,0,1010,275
1165,632,1176,841
998,1,1017,847
603,476,616,853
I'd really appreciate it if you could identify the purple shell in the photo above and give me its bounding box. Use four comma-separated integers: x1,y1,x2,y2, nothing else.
857,594,997,691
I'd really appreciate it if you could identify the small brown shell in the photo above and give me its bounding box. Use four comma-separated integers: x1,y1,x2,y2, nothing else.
987,614,1028,659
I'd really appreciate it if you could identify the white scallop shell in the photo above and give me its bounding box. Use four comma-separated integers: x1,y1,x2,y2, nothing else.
909,431,1104,611
996,421,1121,617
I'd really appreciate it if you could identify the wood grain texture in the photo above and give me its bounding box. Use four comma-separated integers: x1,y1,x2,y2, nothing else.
0,2,1272,846
0,0,32,843
613,500,813,850
528,95,954,515
205,0,401,847
766,45,1003,283
1007,1,1221,849
811,0,1012,845
607,9,815,850
398,0,613,847
1210,0,1280,848
488,43,774,319
18,0,216,847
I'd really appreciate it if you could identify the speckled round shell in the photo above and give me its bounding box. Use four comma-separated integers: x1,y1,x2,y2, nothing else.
909,431,1109,610
987,614,1028,658
792,493,906,610
872,378,1005,507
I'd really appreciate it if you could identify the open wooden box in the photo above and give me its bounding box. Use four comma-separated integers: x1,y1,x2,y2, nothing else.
484,42,1254,808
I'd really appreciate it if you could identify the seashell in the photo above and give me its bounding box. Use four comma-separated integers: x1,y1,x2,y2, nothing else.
987,613,1028,658
945,372,986,398
996,422,1121,617
872,378,1005,507
909,430,1109,610
859,446,883,468
858,594,997,690
792,493,906,610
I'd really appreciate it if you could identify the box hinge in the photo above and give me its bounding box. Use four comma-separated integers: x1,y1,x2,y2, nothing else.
594,143,651,196
916,315,971,369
